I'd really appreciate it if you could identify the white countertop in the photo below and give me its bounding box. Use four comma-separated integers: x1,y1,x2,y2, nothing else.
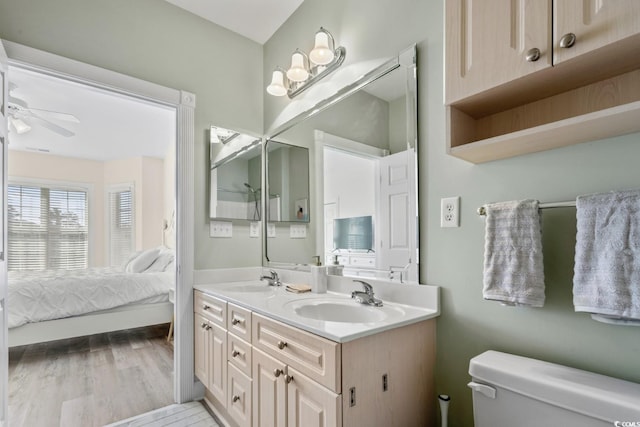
194,277,439,343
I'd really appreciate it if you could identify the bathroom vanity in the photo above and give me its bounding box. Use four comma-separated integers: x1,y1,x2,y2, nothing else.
193,278,438,427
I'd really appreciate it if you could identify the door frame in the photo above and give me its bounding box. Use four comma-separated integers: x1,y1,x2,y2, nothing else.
1,40,198,404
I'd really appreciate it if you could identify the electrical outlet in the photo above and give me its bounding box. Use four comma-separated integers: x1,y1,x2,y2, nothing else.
267,223,276,238
440,196,460,228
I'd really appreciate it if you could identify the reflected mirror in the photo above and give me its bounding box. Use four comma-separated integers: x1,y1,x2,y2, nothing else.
264,45,418,282
209,126,262,221
266,140,310,222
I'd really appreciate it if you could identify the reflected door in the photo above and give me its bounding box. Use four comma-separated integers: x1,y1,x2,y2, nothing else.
378,150,412,279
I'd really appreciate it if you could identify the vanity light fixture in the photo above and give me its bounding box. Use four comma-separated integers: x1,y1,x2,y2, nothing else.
266,27,346,99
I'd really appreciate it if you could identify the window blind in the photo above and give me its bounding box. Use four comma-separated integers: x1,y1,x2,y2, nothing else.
107,185,135,267
8,184,89,271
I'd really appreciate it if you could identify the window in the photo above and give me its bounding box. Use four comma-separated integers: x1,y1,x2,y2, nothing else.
8,183,89,271
107,184,135,267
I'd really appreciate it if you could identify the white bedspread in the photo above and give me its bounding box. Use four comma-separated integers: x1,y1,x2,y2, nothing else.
8,267,174,328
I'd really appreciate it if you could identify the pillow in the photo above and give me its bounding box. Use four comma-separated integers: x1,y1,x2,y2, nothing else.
126,247,162,273
145,250,175,272
122,250,142,271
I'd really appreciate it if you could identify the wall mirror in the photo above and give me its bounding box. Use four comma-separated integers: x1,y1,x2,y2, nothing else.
209,126,262,221
266,140,310,222
264,45,419,282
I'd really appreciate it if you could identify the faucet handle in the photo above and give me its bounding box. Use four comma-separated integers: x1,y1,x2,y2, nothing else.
353,279,374,295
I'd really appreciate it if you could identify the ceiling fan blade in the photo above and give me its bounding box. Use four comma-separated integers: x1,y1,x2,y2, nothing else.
26,107,80,123
29,112,75,137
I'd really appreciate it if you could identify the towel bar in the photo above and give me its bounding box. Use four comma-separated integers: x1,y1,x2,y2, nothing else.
477,201,576,216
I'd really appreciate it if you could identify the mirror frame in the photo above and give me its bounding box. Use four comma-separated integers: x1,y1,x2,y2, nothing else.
262,44,419,281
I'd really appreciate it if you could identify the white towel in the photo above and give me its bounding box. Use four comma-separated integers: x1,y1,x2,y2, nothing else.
573,189,640,323
482,200,545,307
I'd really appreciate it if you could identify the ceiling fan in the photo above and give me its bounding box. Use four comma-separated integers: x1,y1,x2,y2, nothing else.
7,86,80,137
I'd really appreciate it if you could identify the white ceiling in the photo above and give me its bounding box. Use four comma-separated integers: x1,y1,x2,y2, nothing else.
8,66,176,162
164,0,304,44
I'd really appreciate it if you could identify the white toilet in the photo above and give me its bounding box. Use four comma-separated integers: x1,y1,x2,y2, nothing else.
468,350,640,426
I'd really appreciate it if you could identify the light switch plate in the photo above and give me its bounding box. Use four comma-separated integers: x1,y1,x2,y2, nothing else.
210,220,233,237
249,221,260,238
290,224,307,239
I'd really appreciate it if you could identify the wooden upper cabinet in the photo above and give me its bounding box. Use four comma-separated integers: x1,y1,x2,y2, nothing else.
445,0,551,104
554,0,640,65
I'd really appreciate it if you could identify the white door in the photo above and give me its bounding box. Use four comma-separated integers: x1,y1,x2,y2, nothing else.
378,149,417,282
0,39,9,427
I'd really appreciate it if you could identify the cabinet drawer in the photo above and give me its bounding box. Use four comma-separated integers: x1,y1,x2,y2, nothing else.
349,256,375,267
227,303,252,342
228,363,252,427
252,313,341,393
228,333,252,377
194,291,226,328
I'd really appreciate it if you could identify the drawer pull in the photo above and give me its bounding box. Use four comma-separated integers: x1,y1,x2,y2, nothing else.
274,368,284,377
231,318,242,326
202,304,210,311
285,374,294,384
525,47,540,62
277,340,288,350
559,32,576,49
232,350,241,358
232,395,241,403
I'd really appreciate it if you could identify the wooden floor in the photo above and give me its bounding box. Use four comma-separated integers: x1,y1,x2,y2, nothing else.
9,324,175,427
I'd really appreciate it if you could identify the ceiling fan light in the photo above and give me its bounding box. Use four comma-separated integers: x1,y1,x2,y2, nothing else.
309,28,336,65
9,116,32,134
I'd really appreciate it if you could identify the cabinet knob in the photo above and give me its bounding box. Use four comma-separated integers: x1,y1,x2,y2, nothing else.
525,47,541,62
277,340,288,350
274,368,284,377
559,33,576,48
232,395,241,403
285,374,294,384
203,304,210,311
200,322,207,329
205,325,211,331
231,318,241,325
232,350,241,358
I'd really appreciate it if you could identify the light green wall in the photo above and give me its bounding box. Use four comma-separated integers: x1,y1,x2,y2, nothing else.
265,1,640,426
0,0,264,270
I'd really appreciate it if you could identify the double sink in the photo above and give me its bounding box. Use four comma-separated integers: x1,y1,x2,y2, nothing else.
195,279,437,342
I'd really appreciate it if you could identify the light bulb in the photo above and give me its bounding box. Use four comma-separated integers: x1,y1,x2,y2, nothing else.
309,28,335,65
286,50,309,82
267,69,287,96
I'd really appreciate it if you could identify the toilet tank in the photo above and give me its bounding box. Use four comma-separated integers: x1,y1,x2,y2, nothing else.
468,351,640,427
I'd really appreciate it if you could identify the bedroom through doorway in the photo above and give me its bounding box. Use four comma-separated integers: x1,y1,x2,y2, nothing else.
5,63,178,426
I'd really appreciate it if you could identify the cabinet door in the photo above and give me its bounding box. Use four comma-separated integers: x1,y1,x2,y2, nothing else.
253,349,286,427
445,0,551,103
209,323,228,405
554,0,640,64
286,367,341,427
228,363,252,427
194,313,209,385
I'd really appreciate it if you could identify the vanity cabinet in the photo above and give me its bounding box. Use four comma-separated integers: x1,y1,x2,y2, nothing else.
194,290,436,427
194,293,228,405
445,0,640,163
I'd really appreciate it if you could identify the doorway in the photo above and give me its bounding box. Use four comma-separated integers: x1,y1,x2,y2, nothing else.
0,39,197,425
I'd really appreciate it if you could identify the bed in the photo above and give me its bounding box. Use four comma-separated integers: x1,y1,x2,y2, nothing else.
8,246,175,347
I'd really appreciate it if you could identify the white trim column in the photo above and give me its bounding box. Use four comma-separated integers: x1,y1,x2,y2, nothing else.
174,90,197,403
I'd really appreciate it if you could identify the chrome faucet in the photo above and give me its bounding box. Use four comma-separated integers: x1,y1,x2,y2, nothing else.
351,280,383,307
260,270,281,286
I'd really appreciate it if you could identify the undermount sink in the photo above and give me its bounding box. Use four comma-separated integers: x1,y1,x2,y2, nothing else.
218,281,276,294
284,298,405,323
